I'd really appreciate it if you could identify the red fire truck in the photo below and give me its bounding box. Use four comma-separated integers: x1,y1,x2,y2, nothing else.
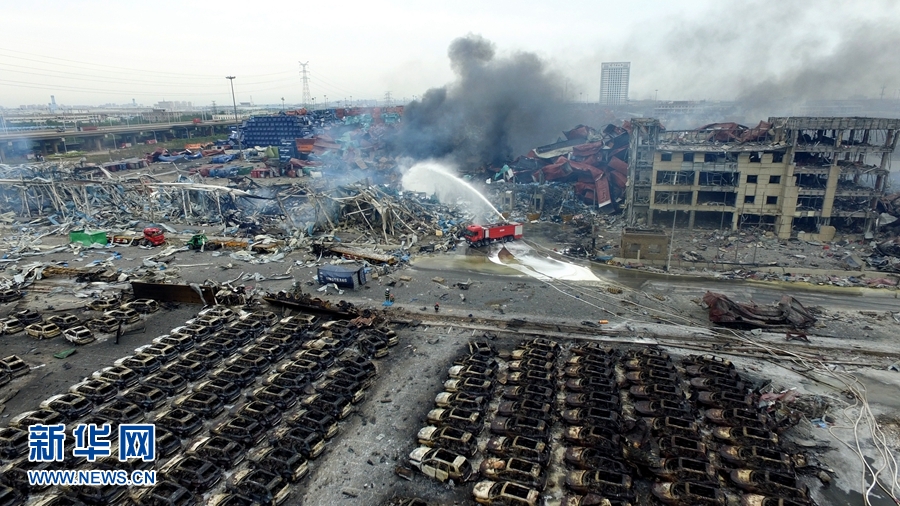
463,222,523,247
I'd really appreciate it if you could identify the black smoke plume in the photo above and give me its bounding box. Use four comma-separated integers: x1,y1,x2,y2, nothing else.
393,35,573,168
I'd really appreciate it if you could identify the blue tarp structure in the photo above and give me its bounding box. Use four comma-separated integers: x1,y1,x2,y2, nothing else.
211,154,237,164
317,264,367,289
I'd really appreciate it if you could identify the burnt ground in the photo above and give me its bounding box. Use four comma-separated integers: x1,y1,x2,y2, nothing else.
1,238,900,505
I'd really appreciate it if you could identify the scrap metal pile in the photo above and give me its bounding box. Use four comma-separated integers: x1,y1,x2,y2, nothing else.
702,291,818,330
494,124,632,211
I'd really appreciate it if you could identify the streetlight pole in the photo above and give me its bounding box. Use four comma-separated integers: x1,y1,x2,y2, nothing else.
226,76,243,160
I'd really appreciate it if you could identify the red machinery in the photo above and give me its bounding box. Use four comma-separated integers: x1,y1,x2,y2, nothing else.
463,222,523,247
141,227,166,247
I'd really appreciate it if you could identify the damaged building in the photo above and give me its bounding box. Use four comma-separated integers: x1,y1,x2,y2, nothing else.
625,117,900,239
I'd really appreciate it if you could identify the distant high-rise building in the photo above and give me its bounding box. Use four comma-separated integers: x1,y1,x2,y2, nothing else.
600,62,630,105
49,95,57,113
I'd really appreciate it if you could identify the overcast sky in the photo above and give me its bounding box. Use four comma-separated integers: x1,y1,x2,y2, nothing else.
1,0,898,108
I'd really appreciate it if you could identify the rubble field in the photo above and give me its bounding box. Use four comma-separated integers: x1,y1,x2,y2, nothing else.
0,113,898,505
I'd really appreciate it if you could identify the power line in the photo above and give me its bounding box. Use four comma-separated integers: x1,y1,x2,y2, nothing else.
307,72,357,96
0,61,296,88
0,47,293,80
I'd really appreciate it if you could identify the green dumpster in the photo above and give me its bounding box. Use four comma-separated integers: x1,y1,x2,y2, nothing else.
69,230,108,246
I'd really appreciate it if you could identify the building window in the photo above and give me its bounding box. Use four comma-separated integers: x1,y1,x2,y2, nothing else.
746,175,758,184
660,153,672,162
766,196,778,205
744,195,756,204
769,175,781,184
749,152,761,163
772,152,784,163
682,153,694,162
704,153,718,163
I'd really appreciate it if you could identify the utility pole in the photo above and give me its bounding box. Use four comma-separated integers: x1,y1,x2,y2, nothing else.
299,62,311,109
226,76,243,160
383,91,393,107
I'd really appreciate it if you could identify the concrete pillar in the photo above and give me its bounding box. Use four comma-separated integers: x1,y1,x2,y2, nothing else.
821,131,842,221
688,210,696,229
0,143,7,163
647,210,654,226
94,138,102,151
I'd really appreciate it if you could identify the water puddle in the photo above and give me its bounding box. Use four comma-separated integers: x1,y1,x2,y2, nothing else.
487,242,600,282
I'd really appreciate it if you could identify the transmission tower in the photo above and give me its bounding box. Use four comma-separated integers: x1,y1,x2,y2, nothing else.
383,91,393,107
299,61,311,109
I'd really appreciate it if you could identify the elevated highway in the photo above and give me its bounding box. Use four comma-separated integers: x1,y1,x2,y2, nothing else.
0,119,236,159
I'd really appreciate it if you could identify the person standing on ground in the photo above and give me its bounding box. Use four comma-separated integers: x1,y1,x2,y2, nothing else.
434,303,440,312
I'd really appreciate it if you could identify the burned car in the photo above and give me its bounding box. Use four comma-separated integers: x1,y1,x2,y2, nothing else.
172,392,225,419
212,416,268,447
120,384,167,412
25,322,62,340
226,468,290,505
39,393,93,422
114,354,162,375
92,366,140,389
236,401,284,430
408,446,474,483
472,480,539,506
485,435,549,464
154,408,204,438
160,455,223,493
95,399,145,424
479,457,546,490
188,436,247,469
63,326,95,345
195,378,243,404
271,426,325,459
142,370,188,396
248,446,309,483
417,425,476,456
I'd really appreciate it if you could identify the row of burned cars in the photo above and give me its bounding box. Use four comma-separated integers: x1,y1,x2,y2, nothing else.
403,337,814,506
0,302,398,506
406,338,562,506
0,298,161,346
558,346,814,506
642,352,812,506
